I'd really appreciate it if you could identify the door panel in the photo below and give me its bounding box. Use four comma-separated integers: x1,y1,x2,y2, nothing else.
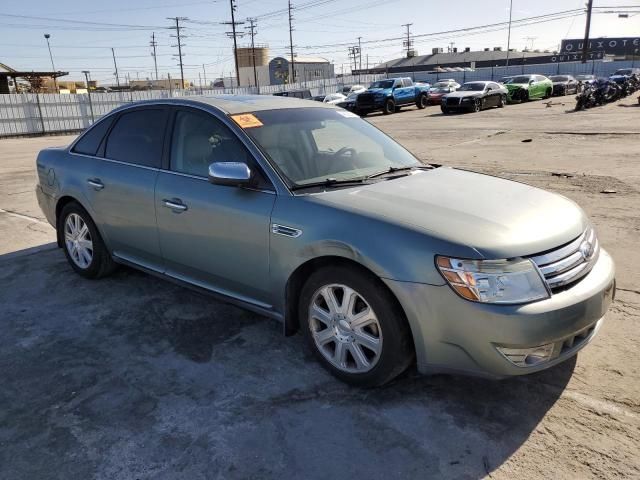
89,107,167,269
92,161,162,269
155,173,275,304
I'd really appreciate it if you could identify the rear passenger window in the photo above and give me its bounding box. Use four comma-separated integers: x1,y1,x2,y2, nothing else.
72,116,114,156
402,78,412,87
105,109,167,168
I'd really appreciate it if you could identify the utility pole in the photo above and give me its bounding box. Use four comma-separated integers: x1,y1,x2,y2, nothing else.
288,0,296,84
82,70,95,122
581,0,594,63
402,23,413,57
43,33,58,90
448,41,455,53
246,18,258,88
111,47,120,87
506,0,513,67
222,0,244,87
150,32,159,80
168,17,188,89
202,64,207,89
357,36,362,71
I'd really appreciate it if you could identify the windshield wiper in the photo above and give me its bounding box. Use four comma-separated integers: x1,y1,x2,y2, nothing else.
290,177,370,191
365,164,432,180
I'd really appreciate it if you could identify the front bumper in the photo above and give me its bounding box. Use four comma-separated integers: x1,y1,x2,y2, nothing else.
442,100,475,111
383,248,615,378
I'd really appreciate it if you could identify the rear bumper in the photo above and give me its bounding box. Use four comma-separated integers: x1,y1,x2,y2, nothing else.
383,248,615,378
36,185,56,228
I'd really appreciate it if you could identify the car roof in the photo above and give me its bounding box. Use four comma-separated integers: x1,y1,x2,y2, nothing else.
122,95,334,115
464,81,489,84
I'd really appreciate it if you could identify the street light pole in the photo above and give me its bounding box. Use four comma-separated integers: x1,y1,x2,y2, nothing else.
505,0,513,67
44,33,57,91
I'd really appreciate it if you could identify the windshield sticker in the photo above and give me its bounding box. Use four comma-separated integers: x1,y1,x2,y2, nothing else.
231,113,264,128
335,110,358,118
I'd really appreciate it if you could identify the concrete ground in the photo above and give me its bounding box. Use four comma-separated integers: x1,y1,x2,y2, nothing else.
0,96,639,479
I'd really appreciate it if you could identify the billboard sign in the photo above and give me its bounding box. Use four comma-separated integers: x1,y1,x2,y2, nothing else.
560,37,640,56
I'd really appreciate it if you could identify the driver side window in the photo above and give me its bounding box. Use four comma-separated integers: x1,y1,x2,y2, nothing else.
170,109,252,178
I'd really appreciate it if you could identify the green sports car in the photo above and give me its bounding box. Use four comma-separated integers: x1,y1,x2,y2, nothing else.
504,74,553,102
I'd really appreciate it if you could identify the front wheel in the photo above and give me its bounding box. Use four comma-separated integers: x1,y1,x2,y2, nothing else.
300,266,413,387
498,95,505,108
383,98,395,115
473,99,481,112
543,87,552,99
59,202,116,279
441,106,450,114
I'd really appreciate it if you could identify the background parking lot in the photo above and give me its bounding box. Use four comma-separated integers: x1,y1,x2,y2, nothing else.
1,98,639,479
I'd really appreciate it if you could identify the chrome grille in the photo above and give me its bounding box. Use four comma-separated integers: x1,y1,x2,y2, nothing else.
529,227,599,291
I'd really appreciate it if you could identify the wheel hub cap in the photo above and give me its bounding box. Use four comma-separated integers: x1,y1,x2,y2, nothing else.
308,284,383,373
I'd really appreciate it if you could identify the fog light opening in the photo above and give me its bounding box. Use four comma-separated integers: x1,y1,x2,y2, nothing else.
496,343,555,368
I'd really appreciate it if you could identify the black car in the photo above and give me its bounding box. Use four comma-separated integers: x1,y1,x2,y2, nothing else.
273,89,312,100
549,75,579,96
441,81,508,114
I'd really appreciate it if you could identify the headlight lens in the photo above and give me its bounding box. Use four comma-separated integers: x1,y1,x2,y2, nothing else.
436,256,549,304
462,97,472,102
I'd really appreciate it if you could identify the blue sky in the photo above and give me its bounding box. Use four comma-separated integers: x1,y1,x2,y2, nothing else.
1,0,638,84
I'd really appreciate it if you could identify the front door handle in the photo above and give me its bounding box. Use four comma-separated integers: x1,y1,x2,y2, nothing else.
163,198,188,212
87,178,104,190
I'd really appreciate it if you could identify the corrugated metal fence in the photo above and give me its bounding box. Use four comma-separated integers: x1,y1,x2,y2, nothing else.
0,74,382,137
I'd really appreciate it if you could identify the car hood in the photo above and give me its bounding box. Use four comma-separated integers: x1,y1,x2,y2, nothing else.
505,83,529,90
309,168,588,259
365,88,391,95
445,91,482,98
552,81,569,85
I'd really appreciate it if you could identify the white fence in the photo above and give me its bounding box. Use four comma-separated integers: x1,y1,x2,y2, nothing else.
0,74,383,137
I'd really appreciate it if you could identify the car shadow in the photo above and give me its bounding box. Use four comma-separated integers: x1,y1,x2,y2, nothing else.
0,248,575,479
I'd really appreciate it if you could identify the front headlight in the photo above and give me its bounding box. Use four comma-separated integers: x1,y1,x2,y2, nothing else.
436,256,550,304
461,97,472,102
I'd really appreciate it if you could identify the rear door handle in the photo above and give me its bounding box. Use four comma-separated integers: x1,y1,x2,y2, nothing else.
87,178,104,190
163,198,188,212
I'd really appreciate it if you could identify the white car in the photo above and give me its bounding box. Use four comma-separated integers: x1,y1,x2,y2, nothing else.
432,80,461,90
323,93,347,105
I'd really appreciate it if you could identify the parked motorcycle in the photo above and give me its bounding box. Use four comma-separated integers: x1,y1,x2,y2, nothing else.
575,82,597,110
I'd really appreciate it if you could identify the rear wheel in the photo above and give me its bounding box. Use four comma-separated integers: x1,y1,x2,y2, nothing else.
383,98,395,115
59,202,116,279
498,95,505,108
300,266,413,387
416,93,428,109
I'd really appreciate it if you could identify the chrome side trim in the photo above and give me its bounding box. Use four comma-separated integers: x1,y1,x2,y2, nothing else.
69,151,160,172
271,224,302,238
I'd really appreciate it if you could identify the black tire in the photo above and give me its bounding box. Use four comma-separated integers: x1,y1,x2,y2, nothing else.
383,98,395,115
523,90,530,102
498,95,505,108
543,87,552,99
358,110,368,117
441,106,450,114
299,265,414,387
58,202,116,279
416,93,428,109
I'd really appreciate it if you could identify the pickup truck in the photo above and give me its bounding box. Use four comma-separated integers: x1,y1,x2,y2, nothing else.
355,77,430,116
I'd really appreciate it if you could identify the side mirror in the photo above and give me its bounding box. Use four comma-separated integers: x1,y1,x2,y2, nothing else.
529,79,535,84
208,162,253,187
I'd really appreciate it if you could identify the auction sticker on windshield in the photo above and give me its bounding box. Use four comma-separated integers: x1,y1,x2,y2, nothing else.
231,113,264,128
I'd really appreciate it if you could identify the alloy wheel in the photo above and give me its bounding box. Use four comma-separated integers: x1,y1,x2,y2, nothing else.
64,213,93,269
308,284,383,373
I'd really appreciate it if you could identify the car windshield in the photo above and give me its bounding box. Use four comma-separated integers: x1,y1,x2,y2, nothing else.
507,76,531,84
429,87,449,93
576,75,594,80
614,69,631,75
242,108,421,188
550,76,569,82
458,83,486,91
369,80,395,89
323,94,344,102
